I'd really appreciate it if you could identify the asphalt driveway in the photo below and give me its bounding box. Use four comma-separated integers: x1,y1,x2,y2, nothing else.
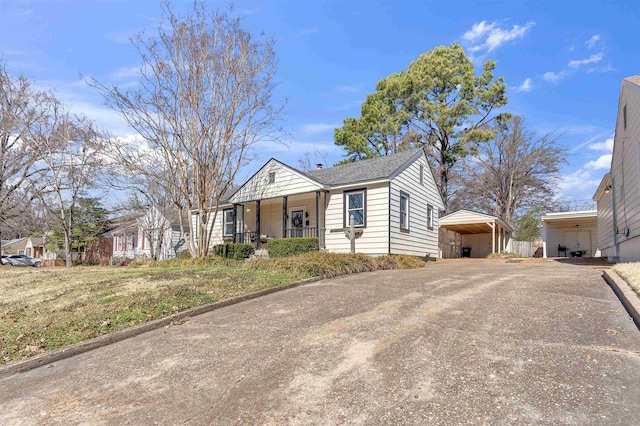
1,259,640,425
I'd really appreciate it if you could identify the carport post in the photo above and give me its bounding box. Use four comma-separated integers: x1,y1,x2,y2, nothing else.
489,222,495,254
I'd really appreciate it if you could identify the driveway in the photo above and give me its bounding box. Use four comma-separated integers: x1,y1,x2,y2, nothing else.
1,259,640,425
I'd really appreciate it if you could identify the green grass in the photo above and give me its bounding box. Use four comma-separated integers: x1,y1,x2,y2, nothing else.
0,252,425,365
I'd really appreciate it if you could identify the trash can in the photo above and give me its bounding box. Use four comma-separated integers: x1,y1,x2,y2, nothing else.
462,247,471,258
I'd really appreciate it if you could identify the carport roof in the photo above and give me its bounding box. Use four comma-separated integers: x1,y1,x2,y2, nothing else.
439,209,513,234
541,210,597,222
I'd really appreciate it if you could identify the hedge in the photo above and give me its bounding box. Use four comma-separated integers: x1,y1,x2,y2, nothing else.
213,243,255,260
267,237,319,258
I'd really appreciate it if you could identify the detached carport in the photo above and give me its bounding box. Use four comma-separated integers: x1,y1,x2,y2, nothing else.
541,210,598,258
439,210,513,258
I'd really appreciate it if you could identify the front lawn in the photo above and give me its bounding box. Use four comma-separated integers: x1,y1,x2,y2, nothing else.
612,262,640,297
0,252,425,364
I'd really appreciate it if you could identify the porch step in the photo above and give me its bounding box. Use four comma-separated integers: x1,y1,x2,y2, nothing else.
248,249,269,260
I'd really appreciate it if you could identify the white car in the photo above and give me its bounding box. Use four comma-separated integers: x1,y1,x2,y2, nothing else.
1,254,41,267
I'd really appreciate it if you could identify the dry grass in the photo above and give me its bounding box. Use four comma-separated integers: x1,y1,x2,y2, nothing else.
0,252,426,365
612,262,640,296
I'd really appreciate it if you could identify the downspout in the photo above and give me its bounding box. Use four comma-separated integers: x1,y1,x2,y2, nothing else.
611,176,620,261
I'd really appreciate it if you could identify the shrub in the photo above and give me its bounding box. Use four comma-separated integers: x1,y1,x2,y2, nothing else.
267,238,319,258
246,251,425,280
213,243,255,260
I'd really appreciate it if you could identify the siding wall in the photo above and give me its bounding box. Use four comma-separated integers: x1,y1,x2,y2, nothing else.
543,218,598,257
324,182,389,255
112,227,182,260
389,155,443,257
230,160,322,203
597,191,615,255
608,81,640,261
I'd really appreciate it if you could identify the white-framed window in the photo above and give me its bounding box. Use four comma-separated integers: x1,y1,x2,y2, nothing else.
223,209,234,237
427,204,434,230
400,191,409,230
419,165,424,185
18,250,25,255
268,172,276,184
344,189,366,227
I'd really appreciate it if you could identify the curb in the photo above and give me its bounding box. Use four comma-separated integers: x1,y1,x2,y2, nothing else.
603,270,640,330
0,276,322,380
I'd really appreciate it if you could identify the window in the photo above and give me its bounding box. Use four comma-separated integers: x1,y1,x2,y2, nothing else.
344,189,366,227
18,250,25,255
268,172,276,184
419,165,424,185
427,204,434,230
624,104,627,129
400,192,409,230
223,209,234,237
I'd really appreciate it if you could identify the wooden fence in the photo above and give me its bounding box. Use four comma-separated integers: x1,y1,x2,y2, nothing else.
510,240,533,258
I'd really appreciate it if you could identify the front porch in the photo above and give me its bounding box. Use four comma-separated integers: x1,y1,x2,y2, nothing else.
226,192,326,249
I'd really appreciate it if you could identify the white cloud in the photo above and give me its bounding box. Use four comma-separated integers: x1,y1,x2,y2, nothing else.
586,34,601,49
588,136,614,152
584,154,612,170
568,53,603,68
543,71,565,83
462,20,535,53
558,169,601,193
301,123,337,135
514,78,533,92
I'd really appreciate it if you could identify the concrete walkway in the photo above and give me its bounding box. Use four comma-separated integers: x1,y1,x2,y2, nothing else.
1,259,640,425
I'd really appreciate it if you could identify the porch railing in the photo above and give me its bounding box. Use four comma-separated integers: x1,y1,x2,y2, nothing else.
232,227,318,245
284,227,317,238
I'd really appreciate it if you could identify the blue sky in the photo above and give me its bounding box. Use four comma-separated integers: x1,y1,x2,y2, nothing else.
1,0,638,208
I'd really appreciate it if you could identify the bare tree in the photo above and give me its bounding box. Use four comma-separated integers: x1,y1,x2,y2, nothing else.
297,147,332,172
0,62,47,251
455,116,567,226
91,1,284,257
32,98,106,267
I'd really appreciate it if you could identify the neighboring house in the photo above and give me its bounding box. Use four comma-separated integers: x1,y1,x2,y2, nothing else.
439,210,513,258
593,75,640,261
198,149,444,257
109,207,186,261
541,210,599,258
24,237,45,258
0,238,28,255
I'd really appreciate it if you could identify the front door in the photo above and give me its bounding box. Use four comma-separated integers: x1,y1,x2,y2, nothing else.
290,208,305,238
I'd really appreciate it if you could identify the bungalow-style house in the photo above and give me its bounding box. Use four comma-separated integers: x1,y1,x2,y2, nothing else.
24,237,45,258
109,207,186,261
593,75,640,261
199,149,444,257
439,210,513,258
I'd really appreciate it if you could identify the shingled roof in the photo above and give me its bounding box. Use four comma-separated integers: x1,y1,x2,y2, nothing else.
304,148,423,186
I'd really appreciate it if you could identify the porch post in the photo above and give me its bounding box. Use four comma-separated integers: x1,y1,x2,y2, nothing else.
232,204,238,243
490,222,495,254
255,200,261,249
316,191,320,248
282,196,288,239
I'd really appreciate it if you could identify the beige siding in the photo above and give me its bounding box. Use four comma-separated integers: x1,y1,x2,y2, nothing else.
230,160,323,203
609,81,640,259
597,192,614,254
544,219,598,257
324,183,389,255
389,155,443,257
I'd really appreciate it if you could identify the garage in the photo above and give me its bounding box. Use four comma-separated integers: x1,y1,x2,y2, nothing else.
541,210,598,258
439,210,513,258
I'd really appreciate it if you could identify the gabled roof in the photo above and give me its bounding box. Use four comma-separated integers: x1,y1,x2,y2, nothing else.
624,75,640,87
440,209,514,233
1,237,28,247
28,237,45,247
305,149,423,186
